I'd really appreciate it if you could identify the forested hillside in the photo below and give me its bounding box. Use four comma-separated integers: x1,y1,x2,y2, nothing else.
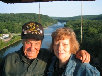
64,15,102,74
52,14,102,22
0,13,57,33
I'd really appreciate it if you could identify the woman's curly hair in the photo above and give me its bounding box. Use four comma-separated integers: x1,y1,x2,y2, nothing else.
51,27,80,54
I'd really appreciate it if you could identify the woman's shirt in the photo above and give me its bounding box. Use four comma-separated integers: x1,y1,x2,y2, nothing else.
48,54,100,76
53,59,67,76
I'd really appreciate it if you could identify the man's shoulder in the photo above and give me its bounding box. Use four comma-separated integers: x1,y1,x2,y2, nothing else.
4,50,21,61
39,48,52,55
5,52,17,57
38,48,52,60
5,47,23,58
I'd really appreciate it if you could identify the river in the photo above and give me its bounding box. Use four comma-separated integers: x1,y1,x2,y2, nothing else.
0,22,65,58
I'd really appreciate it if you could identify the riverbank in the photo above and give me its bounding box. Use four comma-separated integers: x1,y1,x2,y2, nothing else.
0,35,21,51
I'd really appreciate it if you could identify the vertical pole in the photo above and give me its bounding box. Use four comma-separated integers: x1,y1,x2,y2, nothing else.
39,2,40,23
81,1,83,43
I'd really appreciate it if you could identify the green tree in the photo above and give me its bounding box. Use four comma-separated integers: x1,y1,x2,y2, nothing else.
2,29,9,34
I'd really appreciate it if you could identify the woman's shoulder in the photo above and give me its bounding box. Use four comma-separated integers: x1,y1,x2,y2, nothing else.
81,63,100,74
75,58,100,76
67,54,100,76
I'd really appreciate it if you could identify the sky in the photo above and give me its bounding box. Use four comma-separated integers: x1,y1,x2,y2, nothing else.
0,0,102,17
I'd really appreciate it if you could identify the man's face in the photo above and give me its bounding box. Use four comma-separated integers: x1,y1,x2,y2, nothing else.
53,38,71,61
23,39,41,59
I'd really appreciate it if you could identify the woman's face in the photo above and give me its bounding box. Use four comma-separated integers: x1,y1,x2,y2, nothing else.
53,38,71,61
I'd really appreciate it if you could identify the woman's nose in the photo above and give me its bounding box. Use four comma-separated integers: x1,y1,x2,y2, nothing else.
58,43,63,51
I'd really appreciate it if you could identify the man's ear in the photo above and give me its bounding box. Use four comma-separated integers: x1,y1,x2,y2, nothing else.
22,39,25,51
22,39,24,44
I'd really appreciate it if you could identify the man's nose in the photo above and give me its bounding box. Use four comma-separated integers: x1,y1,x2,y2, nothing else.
30,43,36,51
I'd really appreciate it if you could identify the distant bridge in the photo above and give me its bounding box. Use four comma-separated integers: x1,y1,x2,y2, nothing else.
44,34,51,35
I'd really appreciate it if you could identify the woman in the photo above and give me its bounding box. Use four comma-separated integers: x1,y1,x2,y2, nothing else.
48,27,100,76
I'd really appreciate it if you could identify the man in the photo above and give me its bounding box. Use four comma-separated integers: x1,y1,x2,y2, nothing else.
0,21,90,76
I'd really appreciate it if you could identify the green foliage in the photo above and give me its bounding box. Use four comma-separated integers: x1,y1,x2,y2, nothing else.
0,13,57,34
52,14,102,22
2,29,9,34
65,19,102,64
0,34,2,36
